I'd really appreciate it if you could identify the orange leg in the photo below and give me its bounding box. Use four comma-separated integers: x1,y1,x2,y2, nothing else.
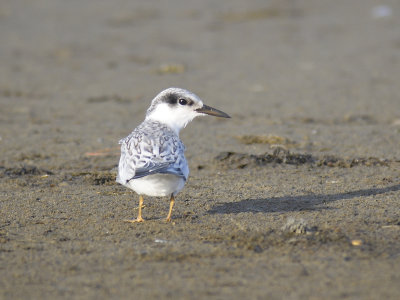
165,194,175,222
124,195,144,223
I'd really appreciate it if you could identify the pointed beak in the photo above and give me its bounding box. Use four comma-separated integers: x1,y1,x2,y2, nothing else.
195,104,231,118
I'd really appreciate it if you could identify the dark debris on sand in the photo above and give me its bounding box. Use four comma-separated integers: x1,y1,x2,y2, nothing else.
215,148,392,169
1,165,54,177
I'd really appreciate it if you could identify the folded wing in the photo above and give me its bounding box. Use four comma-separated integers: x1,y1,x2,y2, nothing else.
116,123,188,185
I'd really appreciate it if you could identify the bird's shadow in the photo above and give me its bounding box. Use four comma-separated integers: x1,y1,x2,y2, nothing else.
208,184,400,214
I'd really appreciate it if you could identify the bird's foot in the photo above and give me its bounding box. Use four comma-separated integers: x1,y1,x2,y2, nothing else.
124,217,144,223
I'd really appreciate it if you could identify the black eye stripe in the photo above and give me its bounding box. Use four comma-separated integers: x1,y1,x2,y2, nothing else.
163,94,194,106
165,94,178,104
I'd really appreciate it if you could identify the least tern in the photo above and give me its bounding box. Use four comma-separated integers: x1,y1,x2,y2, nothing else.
116,87,230,222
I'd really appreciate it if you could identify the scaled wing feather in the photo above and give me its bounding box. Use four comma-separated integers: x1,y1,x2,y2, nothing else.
117,121,188,184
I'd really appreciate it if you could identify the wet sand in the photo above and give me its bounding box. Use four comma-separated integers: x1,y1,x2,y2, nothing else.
1,0,400,299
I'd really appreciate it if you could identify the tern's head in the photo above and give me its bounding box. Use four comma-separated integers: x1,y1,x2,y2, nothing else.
146,87,230,133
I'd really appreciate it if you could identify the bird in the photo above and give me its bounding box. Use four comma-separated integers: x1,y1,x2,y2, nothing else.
116,87,230,223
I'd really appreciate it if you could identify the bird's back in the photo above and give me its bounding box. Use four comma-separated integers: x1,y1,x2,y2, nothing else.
116,120,188,187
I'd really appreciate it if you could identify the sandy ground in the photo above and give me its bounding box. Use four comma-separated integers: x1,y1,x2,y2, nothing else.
1,0,400,299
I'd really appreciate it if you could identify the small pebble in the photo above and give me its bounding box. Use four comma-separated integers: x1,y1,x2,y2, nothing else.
154,239,168,243
351,239,362,246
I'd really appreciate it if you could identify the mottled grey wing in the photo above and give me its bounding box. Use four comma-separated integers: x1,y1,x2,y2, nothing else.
128,161,172,180
157,164,186,180
128,157,186,181
117,127,186,184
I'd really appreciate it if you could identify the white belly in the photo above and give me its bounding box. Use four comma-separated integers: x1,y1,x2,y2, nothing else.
126,174,186,197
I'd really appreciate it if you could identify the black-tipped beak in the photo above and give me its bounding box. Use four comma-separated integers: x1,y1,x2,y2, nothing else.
195,104,231,118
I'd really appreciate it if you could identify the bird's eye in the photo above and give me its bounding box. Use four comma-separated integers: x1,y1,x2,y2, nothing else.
178,98,187,105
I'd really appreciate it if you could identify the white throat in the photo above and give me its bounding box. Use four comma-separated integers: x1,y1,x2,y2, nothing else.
146,103,200,134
